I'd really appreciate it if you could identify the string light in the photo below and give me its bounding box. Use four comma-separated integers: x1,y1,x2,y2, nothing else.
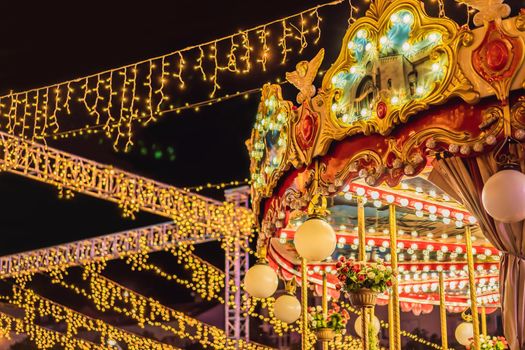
0,1,342,150
48,84,282,141
0,131,254,256
183,179,251,192
125,242,226,302
47,264,270,350
5,283,180,350
0,311,101,350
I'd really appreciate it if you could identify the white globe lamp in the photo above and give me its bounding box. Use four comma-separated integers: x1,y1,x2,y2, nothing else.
273,293,302,324
293,217,337,261
482,169,525,223
354,314,381,337
455,322,474,346
244,262,278,298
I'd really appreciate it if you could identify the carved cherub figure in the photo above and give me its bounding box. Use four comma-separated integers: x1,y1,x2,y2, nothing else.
285,49,324,104
459,0,511,26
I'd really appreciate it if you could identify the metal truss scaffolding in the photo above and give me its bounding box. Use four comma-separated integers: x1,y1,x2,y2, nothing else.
224,186,250,345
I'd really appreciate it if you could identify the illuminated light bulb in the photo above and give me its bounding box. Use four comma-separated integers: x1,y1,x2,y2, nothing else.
342,114,350,123
441,233,448,239
356,187,366,196
391,96,399,105
416,210,424,217
407,248,414,254
353,238,359,245
468,216,477,224
403,13,413,24
414,202,423,210
443,217,451,225
413,285,420,293
338,237,346,244
326,266,332,273
280,232,288,239
356,29,367,38
339,225,347,231
416,86,425,95
368,239,376,247
398,230,405,235
415,186,423,193
390,13,399,23
443,194,450,201
374,200,382,208
371,191,380,200
429,214,437,221
368,227,376,234
386,195,395,203
400,198,409,206
472,247,477,254
331,103,338,112
343,184,350,192
294,218,337,261
402,42,411,52
398,242,405,249
485,249,492,256
348,41,355,49
383,229,389,234
382,241,390,248
399,253,405,261
455,220,464,228
441,209,451,217
244,263,279,298
428,32,440,42
404,286,412,293
344,192,353,201
455,212,465,221
350,66,357,74
429,190,437,197
273,294,301,324
431,63,440,72
313,265,321,272
380,36,388,45
365,43,373,51
401,182,409,189
441,246,449,253
428,205,437,214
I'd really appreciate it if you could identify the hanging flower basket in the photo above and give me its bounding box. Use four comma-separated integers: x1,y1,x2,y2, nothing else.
308,303,349,342
316,327,335,341
335,257,395,308
348,288,378,308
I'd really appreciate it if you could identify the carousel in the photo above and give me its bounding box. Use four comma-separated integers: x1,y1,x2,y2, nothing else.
243,0,525,349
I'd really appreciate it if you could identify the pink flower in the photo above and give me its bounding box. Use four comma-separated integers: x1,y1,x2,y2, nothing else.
358,274,365,281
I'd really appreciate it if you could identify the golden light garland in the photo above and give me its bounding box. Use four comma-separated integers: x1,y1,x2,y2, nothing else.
184,179,251,193
0,1,342,150
5,283,179,350
125,242,225,302
0,131,255,258
47,263,271,350
0,311,101,350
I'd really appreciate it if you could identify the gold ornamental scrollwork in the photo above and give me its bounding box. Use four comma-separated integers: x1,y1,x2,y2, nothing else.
312,0,479,157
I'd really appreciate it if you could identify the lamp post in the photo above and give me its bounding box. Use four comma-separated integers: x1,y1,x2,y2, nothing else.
465,225,480,350
389,203,401,350
439,271,448,350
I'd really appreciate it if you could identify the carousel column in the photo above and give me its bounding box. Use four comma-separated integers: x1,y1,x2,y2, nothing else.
439,272,448,350
465,225,481,350
389,203,401,350
481,306,487,336
301,257,309,350
322,273,328,350
357,196,369,350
